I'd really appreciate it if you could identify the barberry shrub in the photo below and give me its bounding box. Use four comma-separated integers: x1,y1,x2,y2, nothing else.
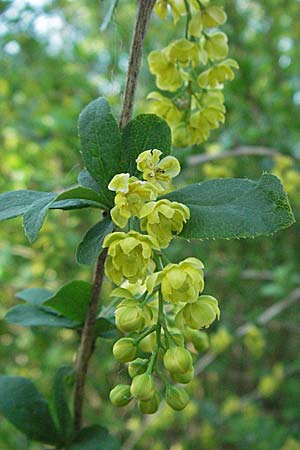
0,0,295,448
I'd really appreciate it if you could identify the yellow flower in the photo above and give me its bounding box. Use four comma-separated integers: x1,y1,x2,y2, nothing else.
154,0,181,23
188,12,203,38
182,295,220,329
190,107,225,132
146,257,204,304
108,173,157,228
136,149,181,192
148,49,183,92
281,438,300,450
103,231,159,285
201,6,227,28
147,92,183,126
140,199,190,248
210,327,232,354
166,39,200,68
204,32,229,61
244,325,265,358
198,59,239,88
188,6,226,37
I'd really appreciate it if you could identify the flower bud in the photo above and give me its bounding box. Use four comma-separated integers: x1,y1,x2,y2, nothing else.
165,386,189,411
109,384,132,407
115,302,145,333
185,328,210,353
162,331,184,348
130,373,155,401
138,391,161,414
139,332,156,353
113,338,137,362
183,295,220,330
171,367,194,384
128,358,148,378
163,346,193,374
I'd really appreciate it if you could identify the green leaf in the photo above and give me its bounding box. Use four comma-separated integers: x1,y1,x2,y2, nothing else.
70,425,121,450
76,216,114,265
0,376,61,445
4,304,78,328
122,114,172,175
95,317,117,339
52,366,74,443
165,174,295,240
0,190,53,221
55,186,107,210
78,168,101,193
16,288,53,306
51,198,100,210
22,193,56,242
44,281,92,323
78,97,122,207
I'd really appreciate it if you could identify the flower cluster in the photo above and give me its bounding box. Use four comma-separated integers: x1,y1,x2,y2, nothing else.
105,150,220,413
148,0,239,147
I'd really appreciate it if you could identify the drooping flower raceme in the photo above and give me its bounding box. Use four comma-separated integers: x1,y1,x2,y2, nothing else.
148,1,239,146
105,150,220,415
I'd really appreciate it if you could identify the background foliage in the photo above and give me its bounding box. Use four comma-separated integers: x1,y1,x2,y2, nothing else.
0,0,299,449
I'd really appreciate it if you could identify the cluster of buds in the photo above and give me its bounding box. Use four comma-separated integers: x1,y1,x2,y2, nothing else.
148,0,239,147
105,150,220,413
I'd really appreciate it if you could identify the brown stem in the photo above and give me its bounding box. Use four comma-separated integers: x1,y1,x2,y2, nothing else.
73,248,107,431
119,0,157,128
73,0,156,432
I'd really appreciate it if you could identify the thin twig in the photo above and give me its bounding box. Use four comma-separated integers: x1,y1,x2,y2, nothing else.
119,0,156,128
73,0,156,432
73,249,107,431
187,145,283,166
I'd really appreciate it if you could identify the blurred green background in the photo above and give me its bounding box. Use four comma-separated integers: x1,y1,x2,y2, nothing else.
0,0,300,449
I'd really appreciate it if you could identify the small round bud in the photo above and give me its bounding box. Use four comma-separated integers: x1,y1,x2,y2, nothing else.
162,331,185,348
115,302,145,333
138,392,161,414
163,346,193,374
109,384,132,407
185,329,210,353
128,358,148,378
171,367,194,384
113,338,137,362
165,385,190,411
139,332,156,353
130,373,155,401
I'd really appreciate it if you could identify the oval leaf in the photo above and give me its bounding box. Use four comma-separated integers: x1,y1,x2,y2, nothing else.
70,425,121,450
4,304,78,328
52,366,74,442
121,114,172,175
44,280,92,323
165,174,295,240
76,216,114,265
0,376,61,445
78,97,122,206
16,288,53,305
